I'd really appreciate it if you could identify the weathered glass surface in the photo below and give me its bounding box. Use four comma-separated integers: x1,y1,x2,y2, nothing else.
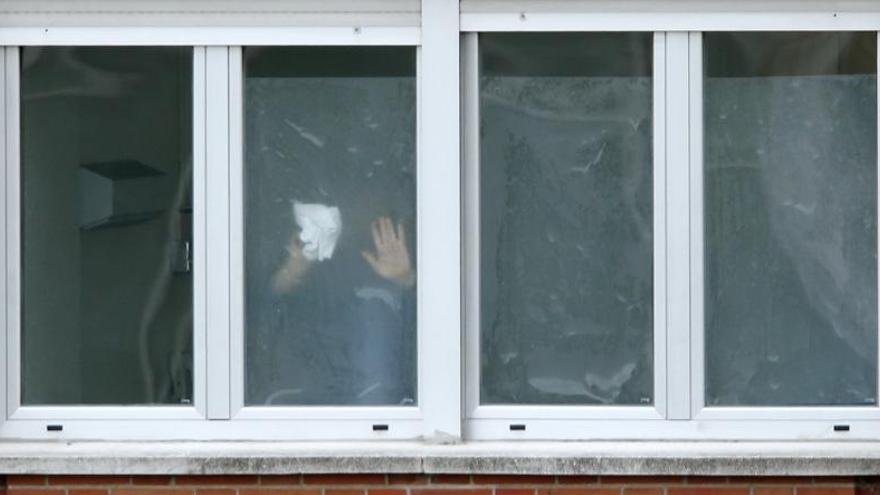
244,47,417,406
480,33,654,405
704,32,878,406
21,47,194,405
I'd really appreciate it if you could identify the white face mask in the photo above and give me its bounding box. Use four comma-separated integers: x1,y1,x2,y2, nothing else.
292,201,342,262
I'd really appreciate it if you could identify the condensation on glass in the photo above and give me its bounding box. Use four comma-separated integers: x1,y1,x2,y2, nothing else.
479,33,654,405
244,47,417,406
704,32,878,406
20,47,194,405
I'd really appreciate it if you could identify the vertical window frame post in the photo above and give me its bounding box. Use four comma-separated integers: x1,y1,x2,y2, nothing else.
420,0,463,442
0,46,10,430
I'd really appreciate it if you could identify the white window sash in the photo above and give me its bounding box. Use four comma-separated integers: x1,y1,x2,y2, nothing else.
462,31,670,438
688,30,880,423
225,39,426,428
225,44,427,426
221,12,462,439
1,46,209,429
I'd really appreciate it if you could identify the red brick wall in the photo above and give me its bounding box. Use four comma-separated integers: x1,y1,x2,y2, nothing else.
1,475,877,495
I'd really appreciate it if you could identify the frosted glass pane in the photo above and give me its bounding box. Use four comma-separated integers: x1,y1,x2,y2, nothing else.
479,33,654,405
21,47,194,405
244,47,417,406
704,32,878,406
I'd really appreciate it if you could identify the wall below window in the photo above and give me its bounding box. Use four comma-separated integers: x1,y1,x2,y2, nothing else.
1,474,878,495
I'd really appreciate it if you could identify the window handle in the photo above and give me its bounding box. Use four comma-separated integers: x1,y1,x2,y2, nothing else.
171,240,192,274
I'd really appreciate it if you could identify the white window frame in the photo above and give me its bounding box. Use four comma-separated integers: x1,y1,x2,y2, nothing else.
0,0,462,440
461,8,880,441
461,30,669,436
225,40,436,437
1,42,209,440
1,1,880,443
688,30,880,425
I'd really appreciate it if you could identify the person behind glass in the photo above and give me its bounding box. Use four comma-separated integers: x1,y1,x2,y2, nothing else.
273,216,414,292
271,214,415,405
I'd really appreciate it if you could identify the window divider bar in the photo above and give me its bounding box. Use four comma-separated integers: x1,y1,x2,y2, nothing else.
688,32,705,419
227,46,244,418
876,30,880,409
4,46,20,419
0,46,8,425
461,32,480,421
665,31,693,420
652,31,669,419
205,46,232,420
192,46,208,418
419,0,462,440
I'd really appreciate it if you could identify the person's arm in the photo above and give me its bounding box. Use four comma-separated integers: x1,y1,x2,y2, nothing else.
272,231,313,294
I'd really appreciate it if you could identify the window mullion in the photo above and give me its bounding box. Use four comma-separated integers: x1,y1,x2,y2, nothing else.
461,31,480,427
3,46,19,422
227,46,244,420
419,0,462,440
665,31,693,420
192,46,208,418
0,46,9,426
687,32,704,419
652,31,669,419
876,30,880,413
205,45,232,420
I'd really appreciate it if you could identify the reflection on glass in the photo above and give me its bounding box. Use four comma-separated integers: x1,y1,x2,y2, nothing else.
21,47,194,405
244,47,417,406
704,32,878,406
479,33,654,405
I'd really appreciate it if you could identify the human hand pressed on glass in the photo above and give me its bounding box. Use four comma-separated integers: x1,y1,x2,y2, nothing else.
362,216,415,288
273,216,414,294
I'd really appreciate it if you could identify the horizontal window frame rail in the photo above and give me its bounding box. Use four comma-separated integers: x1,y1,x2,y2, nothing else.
0,27,420,46
8,407,204,421
467,405,664,421
0,420,426,441
460,12,880,32
464,419,880,440
231,406,422,421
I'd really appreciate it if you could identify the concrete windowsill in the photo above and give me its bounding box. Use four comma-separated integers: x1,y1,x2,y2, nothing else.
0,441,879,475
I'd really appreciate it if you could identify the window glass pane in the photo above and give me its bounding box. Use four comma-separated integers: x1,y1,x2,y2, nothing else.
21,47,194,405
479,33,654,405
704,32,878,406
244,47,417,406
